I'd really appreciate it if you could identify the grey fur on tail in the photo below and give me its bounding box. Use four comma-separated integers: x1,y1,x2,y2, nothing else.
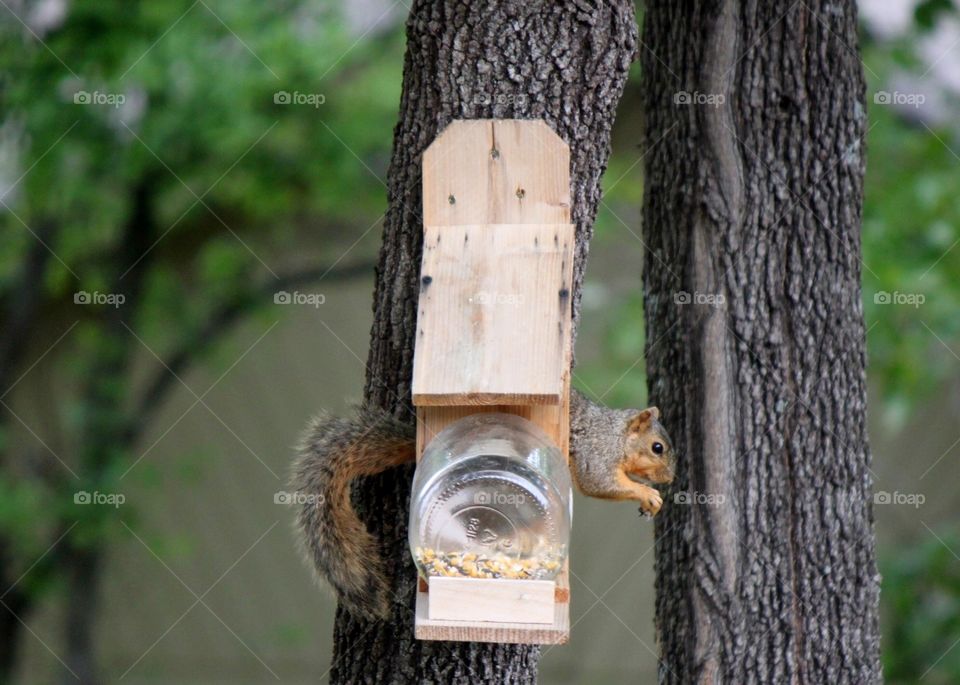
290,406,415,621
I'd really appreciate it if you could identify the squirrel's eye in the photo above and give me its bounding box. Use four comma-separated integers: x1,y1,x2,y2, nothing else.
652,442,664,455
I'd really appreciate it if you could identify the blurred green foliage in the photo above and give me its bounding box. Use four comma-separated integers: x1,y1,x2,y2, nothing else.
861,17,960,674
882,527,960,684
0,2,403,670
861,102,960,432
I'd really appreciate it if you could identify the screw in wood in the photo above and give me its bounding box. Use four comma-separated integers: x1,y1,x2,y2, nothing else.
448,194,456,205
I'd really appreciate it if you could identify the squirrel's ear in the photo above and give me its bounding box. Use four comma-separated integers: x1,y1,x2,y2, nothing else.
628,408,656,433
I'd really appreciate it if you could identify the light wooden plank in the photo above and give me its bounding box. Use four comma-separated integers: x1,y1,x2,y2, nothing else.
427,577,555,624
415,589,570,645
414,391,570,464
411,223,574,406
422,120,570,226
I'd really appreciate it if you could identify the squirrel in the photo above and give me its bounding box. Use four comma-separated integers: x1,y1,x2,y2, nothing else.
290,388,674,620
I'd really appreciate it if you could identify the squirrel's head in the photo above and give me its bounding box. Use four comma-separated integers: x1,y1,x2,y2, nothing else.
623,407,675,485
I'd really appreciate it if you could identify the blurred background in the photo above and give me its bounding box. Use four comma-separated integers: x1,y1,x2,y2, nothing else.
0,0,958,682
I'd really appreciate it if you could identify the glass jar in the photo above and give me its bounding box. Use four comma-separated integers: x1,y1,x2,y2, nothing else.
409,413,572,582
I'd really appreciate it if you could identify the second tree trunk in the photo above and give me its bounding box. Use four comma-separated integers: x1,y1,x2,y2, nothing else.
641,1,881,682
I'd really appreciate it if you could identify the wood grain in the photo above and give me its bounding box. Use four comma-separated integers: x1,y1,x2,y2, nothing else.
415,119,573,460
423,120,570,227
411,223,575,406
427,577,555,624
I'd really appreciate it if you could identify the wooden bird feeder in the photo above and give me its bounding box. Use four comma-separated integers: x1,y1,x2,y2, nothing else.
409,119,574,644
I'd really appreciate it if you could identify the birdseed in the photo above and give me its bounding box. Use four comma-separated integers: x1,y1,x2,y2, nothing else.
414,547,563,580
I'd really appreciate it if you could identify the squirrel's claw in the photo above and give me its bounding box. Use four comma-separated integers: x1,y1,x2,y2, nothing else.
637,488,663,517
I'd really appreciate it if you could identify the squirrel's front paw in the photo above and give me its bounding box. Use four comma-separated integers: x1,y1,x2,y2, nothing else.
638,488,663,517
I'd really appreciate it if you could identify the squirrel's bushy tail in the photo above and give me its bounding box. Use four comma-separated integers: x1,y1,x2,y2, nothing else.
291,406,415,620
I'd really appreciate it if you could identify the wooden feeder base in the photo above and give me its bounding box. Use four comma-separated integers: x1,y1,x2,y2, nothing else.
414,569,570,644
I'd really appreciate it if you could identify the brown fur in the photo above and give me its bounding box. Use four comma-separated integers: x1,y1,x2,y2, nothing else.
290,391,675,619
290,406,415,620
569,388,675,515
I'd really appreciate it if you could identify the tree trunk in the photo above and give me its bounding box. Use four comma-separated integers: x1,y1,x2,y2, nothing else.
61,548,102,685
332,1,637,682
641,1,881,683
0,583,30,681
60,179,154,684
0,224,58,683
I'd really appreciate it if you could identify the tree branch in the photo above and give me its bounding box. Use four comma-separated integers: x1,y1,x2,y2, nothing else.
0,221,58,393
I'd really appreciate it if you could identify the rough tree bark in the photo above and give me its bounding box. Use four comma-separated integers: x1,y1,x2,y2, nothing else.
334,1,637,682
641,1,881,683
